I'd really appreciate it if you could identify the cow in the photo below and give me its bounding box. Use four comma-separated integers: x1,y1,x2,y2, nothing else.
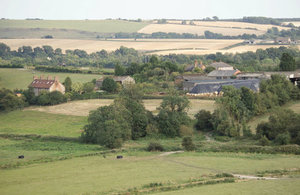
18,155,24,159
116,155,123,159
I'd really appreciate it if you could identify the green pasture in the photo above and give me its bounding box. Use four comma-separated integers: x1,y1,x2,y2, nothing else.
0,19,148,33
0,110,87,137
0,68,99,90
0,151,299,195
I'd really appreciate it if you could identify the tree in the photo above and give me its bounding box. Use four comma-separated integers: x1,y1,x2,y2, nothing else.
114,63,126,76
195,110,213,131
101,77,117,93
81,104,131,148
279,53,296,71
0,88,25,112
63,77,72,93
83,82,94,93
212,16,219,21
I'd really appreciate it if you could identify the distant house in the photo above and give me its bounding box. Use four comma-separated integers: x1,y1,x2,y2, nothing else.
236,73,266,80
96,76,135,88
207,69,240,79
187,79,260,97
184,60,206,72
275,37,291,44
29,76,65,96
208,62,234,70
175,74,214,90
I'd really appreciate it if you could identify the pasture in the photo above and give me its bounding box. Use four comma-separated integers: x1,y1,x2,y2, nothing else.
0,68,99,90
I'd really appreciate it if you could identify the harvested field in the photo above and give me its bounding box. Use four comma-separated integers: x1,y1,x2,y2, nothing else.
138,22,290,36
0,38,243,54
26,99,216,117
283,21,300,27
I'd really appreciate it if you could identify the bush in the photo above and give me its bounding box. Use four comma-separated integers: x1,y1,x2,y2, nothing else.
147,142,164,151
182,136,196,151
195,110,213,131
36,91,67,106
101,77,117,93
0,88,25,112
259,136,271,146
275,133,291,145
179,125,193,136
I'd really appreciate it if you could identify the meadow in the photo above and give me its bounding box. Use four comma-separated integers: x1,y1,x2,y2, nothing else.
0,68,100,90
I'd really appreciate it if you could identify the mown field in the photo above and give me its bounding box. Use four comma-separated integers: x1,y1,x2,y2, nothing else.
0,68,100,90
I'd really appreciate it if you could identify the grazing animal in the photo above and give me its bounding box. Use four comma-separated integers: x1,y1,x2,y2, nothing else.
116,155,123,159
18,155,24,159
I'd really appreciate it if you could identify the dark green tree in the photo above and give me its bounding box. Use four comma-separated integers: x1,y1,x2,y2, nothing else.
194,110,213,131
279,53,296,71
114,63,126,76
101,77,117,93
182,136,195,151
63,77,72,93
83,82,94,93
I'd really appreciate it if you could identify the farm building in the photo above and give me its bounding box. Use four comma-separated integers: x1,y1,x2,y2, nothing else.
236,73,266,80
96,76,135,88
29,76,65,96
187,79,260,97
184,60,206,72
208,62,234,70
207,69,241,79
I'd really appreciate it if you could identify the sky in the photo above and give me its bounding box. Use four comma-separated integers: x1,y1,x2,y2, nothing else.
0,0,299,20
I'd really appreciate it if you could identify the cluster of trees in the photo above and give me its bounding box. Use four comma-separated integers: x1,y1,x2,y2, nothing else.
263,26,300,40
0,88,25,112
81,88,192,148
0,43,143,68
195,75,300,138
204,31,258,40
241,17,281,25
257,109,300,145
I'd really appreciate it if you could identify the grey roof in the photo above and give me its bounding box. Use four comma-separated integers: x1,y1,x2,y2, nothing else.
178,75,214,81
185,64,205,72
189,79,260,94
208,70,239,77
209,62,233,69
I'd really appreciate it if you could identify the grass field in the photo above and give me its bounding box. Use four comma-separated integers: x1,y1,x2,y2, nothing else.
0,19,148,33
26,99,216,117
0,68,100,89
0,110,86,137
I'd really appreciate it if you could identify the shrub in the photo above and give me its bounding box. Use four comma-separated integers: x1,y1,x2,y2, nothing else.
179,125,193,136
182,136,196,151
147,142,164,151
275,133,291,145
101,77,117,93
259,136,271,146
195,110,213,131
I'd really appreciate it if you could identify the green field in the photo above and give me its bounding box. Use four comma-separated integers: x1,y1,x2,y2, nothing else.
0,68,100,89
0,19,149,33
0,110,87,137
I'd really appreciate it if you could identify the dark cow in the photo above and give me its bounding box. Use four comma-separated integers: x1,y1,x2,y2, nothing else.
18,155,24,159
116,155,123,159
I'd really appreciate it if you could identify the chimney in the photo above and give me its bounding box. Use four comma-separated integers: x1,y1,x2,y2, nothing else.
40,75,44,80
54,76,59,82
47,75,52,80
194,60,197,68
200,61,203,66
33,76,38,80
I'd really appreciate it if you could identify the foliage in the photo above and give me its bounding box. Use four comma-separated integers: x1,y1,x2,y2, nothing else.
259,136,271,146
182,136,195,151
195,110,213,131
147,142,164,151
83,82,94,93
81,104,131,148
114,63,126,76
279,53,296,71
256,108,300,145
0,88,25,112
63,77,72,93
36,91,67,106
101,77,117,93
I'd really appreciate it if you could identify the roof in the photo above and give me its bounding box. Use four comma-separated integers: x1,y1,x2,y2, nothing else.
189,79,260,94
97,76,132,82
184,64,205,72
209,62,233,69
176,74,214,81
29,79,55,89
208,70,239,77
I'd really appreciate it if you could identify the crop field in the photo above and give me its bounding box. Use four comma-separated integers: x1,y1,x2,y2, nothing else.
26,99,216,117
0,38,244,54
138,21,290,36
0,68,100,90
0,19,149,33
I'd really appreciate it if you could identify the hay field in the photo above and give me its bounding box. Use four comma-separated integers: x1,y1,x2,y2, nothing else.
27,99,216,117
0,20,148,33
283,21,300,27
0,38,243,54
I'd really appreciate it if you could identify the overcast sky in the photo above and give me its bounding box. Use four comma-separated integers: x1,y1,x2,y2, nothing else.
1,0,299,20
